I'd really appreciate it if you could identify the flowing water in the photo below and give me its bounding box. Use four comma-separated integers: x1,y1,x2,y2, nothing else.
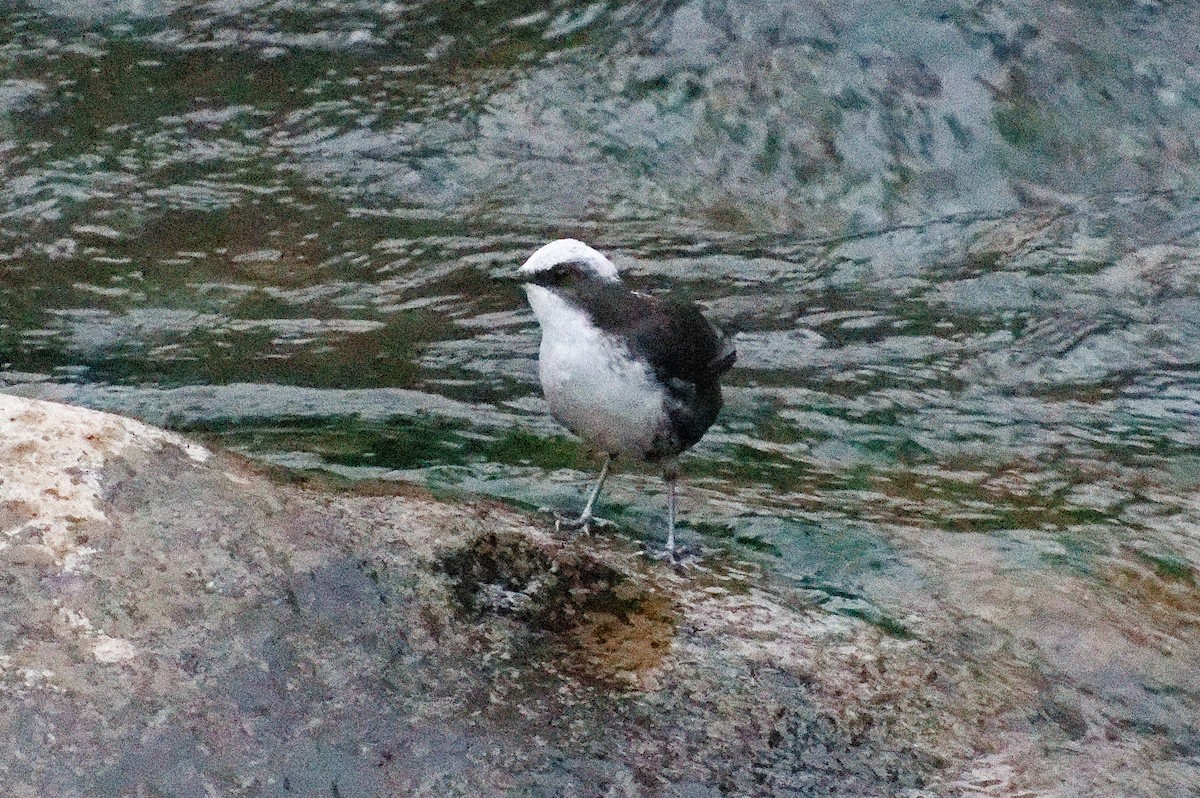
2,1,1199,794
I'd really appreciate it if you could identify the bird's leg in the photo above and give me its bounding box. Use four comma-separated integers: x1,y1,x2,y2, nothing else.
554,454,617,534
665,469,678,556
652,467,697,565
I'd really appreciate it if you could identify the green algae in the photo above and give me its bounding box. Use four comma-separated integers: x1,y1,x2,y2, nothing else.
1137,551,1197,586
484,428,591,471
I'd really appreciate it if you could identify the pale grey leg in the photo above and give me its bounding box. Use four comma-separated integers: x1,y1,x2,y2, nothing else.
555,454,617,534
580,454,611,521
665,470,678,556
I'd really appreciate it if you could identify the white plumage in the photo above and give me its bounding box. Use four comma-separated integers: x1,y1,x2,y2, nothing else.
524,283,667,458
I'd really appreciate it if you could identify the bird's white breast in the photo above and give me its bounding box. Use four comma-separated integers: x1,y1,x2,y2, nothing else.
524,284,667,458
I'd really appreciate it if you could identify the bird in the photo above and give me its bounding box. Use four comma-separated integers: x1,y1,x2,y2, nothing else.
516,238,736,560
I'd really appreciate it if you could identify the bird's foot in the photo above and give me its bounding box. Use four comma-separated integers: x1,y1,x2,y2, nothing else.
540,508,617,536
644,542,702,569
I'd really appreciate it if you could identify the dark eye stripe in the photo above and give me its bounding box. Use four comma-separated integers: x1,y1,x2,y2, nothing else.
530,259,591,286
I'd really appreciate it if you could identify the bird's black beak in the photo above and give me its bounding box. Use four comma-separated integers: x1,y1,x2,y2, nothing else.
491,272,526,288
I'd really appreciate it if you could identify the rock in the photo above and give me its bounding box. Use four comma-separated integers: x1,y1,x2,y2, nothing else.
0,393,1163,796
0,394,954,795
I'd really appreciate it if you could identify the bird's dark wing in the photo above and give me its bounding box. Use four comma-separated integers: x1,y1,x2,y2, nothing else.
574,282,736,386
566,280,735,457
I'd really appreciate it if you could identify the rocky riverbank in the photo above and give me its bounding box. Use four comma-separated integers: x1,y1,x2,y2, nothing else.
1,394,1195,797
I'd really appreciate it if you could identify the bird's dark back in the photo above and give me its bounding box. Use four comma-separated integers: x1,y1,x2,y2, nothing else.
567,279,735,386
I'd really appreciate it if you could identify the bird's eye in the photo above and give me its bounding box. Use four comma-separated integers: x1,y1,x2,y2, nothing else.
551,264,571,281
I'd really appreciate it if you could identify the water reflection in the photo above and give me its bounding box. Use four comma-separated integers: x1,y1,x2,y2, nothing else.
1,0,1199,794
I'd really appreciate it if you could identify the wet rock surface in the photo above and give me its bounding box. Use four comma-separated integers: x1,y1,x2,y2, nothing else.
0,394,1050,796
4,396,1195,797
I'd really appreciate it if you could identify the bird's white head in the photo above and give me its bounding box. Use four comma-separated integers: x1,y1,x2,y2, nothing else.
517,238,620,284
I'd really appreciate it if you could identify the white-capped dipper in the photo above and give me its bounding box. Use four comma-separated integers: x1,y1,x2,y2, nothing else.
517,238,736,559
